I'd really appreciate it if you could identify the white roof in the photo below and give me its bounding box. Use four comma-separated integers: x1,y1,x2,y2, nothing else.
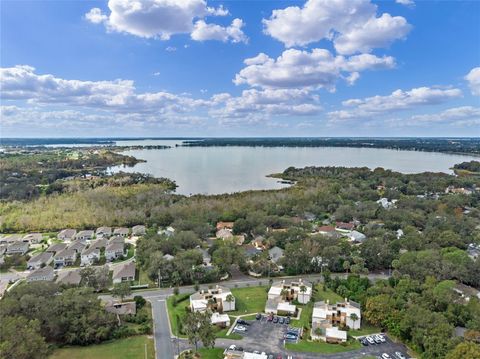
211,312,229,324
243,353,268,359
277,301,296,313
312,306,327,319
268,286,282,296
191,299,208,311
326,327,347,340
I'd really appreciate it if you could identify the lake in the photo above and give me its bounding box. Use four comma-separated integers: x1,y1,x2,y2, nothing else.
109,140,477,195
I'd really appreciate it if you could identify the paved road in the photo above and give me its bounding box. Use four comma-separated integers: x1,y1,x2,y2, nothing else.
150,296,175,359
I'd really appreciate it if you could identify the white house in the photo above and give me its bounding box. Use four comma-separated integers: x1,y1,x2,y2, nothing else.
190,285,236,314
58,229,77,242
81,246,100,266
265,279,312,315
105,241,125,261
54,248,76,267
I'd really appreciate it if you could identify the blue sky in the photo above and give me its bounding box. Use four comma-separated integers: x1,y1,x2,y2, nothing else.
1,0,479,137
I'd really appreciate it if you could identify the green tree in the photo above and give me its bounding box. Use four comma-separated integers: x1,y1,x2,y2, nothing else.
446,341,480,359
184,311,215,352
349,313,359,329
0,316,49,359
112,282,131,302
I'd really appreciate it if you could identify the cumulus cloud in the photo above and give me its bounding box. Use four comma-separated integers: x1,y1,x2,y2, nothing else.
396,0,415,6
465,67,480,96
85,0,246,43
328,86,463,121
410,106,480,124
191,18,247,43
234,48,395,90
263,0,411,54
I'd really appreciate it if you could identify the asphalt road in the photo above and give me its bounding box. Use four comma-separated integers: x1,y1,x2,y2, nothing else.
150,296,175,359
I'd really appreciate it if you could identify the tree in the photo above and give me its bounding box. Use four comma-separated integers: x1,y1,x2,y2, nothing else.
184,311,215,352
225,294,235,310
364,294,395,327
280,289,288,301
112,282,131,302
350,313,359,329
343,260,350,274
0,316,49,359
446,341,480,359
299,285,307,303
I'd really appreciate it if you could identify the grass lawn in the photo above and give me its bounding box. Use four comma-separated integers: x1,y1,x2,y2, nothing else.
166,293,191,338
213,326,242,340
180,348,224,359
349,324,382,336
50,335,155,359
230,286,268,315
286,337,361,353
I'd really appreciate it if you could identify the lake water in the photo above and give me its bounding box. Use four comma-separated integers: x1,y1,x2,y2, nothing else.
109,140,477,195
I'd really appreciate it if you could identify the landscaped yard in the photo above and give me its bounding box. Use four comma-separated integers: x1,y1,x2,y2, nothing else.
349,324,382,336
50,335,155,359
166,293,191,338
286,337,362,353
230,286,268,315
179,348,224,359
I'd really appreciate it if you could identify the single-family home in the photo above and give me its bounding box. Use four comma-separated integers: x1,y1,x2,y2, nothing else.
265,279,312,316
6,241,29,255
132,225,146,236
243,244,262,259
268,246,284,263
216,228,233,239
112,261,136,284
105,301,137,315
81,246,101,266
252,236,268,250
113,227,129,238
54,248,77,267
68,240,87,255
23,233,43,244
467,243,480,261
158,226,175,237
216,221,234,231
211,312,231,327
46,243,67,254
445,186,474,195
0,244,6,256
311,299,361,343
0,234,23,244
376,198,398,209
317,226,336,235
56,269,82,286
190,285,236,315
105,241,125,261
58,229,77,241
335,222,355,233
96,226,112,238
27,252,53,269
110,236,125,244
75,230,94,241
26,266,55,282
89,238,108,249
346,231,366,243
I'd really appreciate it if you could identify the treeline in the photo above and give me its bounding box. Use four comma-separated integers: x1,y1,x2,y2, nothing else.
454,160,480,174
182,137,480,155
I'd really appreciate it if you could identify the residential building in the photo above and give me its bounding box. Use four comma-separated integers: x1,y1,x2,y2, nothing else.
26,266,55,282
56,269,82,286
113,227,129,237
132,225,146,236
0,234,23,244
6,241,29,255
216,221,234,231
112,261,136,284
105,301,137,315
96,226,112,238
268,246,284,263
76,230,94,241
317,226,336,235
68,240,87,255
376,198,398,209
190,285,236,314
23,233,43,244
105,241,125,261
346,231,366,243
54,248,77,267
252,236,268,250
224,348,268,359
211,312,231,327
445,186,474,195
58,229,77,241
89,238,108,249
158,226,175,237
81,246,100,266
163,254,174,261
467,243,480,261
335,222,355,233
46,243,67,254
265,279,312,315
311,299,361,343
216,228,233,239
27,252,53,269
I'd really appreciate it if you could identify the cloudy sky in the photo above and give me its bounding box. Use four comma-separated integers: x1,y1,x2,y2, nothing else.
1,0,479,137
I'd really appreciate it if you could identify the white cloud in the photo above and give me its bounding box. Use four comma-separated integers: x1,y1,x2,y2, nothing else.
410,106,480,123
328,86,463,121
396,0,415,6
85,0,245,43
234,48,395,90
465,67,480,96
191,18,247,43
165,46,177,52
262,0,411,54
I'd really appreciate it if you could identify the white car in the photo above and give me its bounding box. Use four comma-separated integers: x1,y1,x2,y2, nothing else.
234,325,247,332
382,354,391,359
376,334,386,343
228,345,236,351
395,352,407,359
366,336,376,344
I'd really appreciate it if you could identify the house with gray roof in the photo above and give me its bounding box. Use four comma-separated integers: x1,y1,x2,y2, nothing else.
113,227,129,237
112,261,136,284
76,230,94,241
46,243,67,254
96,226,112,238
68,240,87,255
346,230,367,243
132,225,146,236
90,238,108,249
105,241,125,261
23,233,43,244
58,229,77,241
0,234,23,244
56,269,82,286
26,266,55,282
268,246,285,263
105,301,137,315
27,252,53,269
6,241,29,255
54,248,76,267
81,246,100,266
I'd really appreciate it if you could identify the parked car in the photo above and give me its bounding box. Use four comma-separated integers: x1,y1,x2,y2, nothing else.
366,336,376,345
256,313,262,320
382,354,391,359
228,345,237,351
374,335,383,344
273,316,279,323
267,315,273,322
395,352,407,359
360,338,368,346
376,334,386,343
267,355,274,359
279,317,285,324
237,319,250,325
234,325,247,332
285,317,290,324
284,334,298,340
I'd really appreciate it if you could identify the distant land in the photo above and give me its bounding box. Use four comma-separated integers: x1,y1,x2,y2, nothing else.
1,137,479,156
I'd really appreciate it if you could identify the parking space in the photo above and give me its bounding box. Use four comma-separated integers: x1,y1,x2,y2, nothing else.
357,334,411,359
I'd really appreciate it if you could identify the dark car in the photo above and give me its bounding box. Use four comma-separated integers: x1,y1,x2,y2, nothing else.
256,313,262,320
237,319,250,326
285,317,290,324
360,338,369,346
279,317,285,324
273,316,279,323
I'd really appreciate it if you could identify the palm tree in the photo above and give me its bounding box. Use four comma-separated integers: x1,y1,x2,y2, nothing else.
349,313,359,329
299,285,307,303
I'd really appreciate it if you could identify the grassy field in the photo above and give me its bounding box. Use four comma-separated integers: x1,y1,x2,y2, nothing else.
50,335,155,359
230,286,268,315
286,337,362,353
180,348,224,359
349,324,382,336
166,293,191,338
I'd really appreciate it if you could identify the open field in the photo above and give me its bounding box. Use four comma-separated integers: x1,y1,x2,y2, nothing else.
230,286,268,315
49,335,155,359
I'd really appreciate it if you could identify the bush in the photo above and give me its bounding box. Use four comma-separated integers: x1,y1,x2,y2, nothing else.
112,326,137,339
173,286,179,295
138,323,152,334
134,295,146,309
